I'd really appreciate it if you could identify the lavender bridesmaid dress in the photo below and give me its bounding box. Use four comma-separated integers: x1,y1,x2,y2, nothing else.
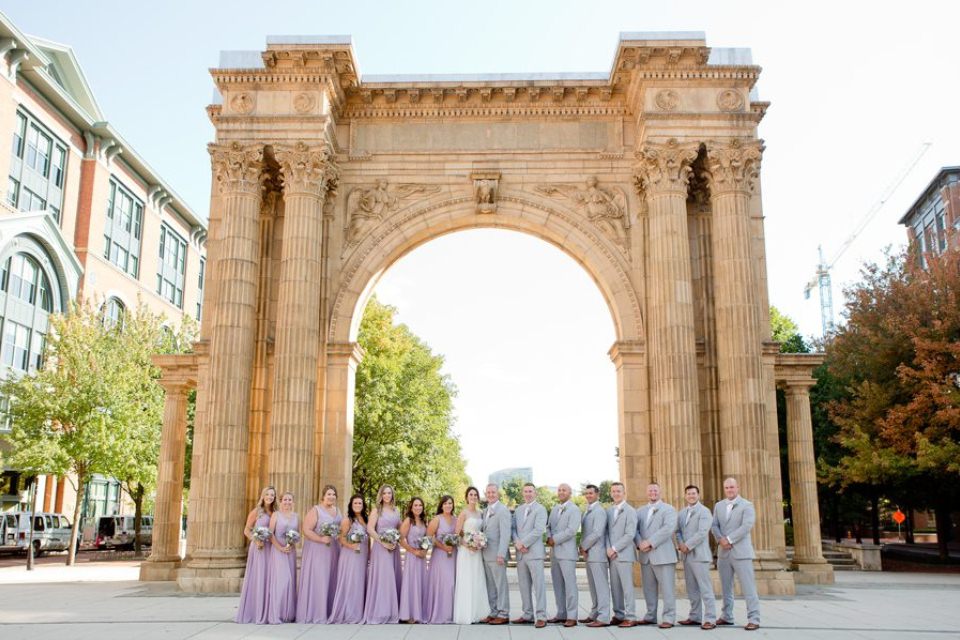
265,511,299,624
424,515,457,624
235,511,272,624
296,506,342,624
329,520,368,624
399,521,428,622
362,508,401,624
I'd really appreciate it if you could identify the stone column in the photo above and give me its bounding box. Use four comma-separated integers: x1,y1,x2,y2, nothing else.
269,143,337,506
319,342,364,498
636,139,703,504
181,142,263,593
609,341,650,499
783,380,834,584
141,379,190,581
703,139,776,556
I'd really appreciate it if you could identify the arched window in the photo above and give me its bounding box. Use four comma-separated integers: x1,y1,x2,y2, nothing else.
0,247,63,373
102,297,126,330
0,254,53,312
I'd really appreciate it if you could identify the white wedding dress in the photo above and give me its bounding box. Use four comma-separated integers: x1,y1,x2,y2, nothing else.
452,511,489,624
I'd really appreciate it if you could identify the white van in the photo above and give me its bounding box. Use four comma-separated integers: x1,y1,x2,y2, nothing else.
0,511,74,555
95,515,153,550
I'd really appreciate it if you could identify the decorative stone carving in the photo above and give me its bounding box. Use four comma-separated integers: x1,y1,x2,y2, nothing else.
535,176,629,251
292,92,316,114
274,142,337,196
345,181,441,245
654,89,679,111
208,142,264,195
229,92,255,115
703,138,764,195
471,171,501,214
717,89,745,112
635,139,700,195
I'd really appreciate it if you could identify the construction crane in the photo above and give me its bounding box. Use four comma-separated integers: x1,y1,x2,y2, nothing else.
804,142,932,336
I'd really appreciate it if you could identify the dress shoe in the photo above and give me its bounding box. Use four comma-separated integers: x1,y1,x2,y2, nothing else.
579,617,595,624
535,620,547,629
547,617,566,624
490,617,509,625
701,622,716,630
511,617,533,624
678,619,700,626
659,622,674,629
609,618,624,626
744,622,760,631
564,620,577,627
636,619,656,625
480,616,493,624
617,620,637,628
715,618,734,626
586,621,609,628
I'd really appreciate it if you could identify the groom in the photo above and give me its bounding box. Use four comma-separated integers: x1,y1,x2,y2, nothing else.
481,483,512,625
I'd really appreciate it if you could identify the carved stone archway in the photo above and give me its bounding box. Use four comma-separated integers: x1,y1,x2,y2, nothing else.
142,33,832,594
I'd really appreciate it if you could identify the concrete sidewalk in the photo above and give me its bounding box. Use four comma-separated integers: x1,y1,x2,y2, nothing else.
0,564,959,638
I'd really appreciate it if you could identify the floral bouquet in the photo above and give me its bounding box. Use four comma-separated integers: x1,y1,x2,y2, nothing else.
418,536,434,553
380,528,401,549
317,522,339,546
347,529,367,553
283,529,301,548
252,526,271,547
463,530,487,551
440,533,459,557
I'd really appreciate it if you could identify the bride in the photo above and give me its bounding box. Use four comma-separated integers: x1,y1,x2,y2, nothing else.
452,486,489,624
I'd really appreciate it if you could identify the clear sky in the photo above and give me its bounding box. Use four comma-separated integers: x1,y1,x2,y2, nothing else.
6,1,957,488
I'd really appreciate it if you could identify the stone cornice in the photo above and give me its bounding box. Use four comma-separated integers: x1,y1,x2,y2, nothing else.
342,100,627,120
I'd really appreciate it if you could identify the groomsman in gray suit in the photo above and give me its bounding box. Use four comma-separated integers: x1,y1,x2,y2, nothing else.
512,483,548,628
579,484,611,627
711,477,761,631
606,481,638,627
676,484,717,630
481,483,512,625
634,482,679,628
546,483,581,627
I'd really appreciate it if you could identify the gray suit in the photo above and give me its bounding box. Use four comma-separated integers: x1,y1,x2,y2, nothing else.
606,501,637,622
711,497,759,625
635,502,679,624
513,500,548,622
580,501,610,623
677,502,716,624
481,501,512,618
547,500,581,620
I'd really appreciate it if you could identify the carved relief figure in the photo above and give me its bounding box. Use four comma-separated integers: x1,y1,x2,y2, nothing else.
345,181,441,246
536,176,629,252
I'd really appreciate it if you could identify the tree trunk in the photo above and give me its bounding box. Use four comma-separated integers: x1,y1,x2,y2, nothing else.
905,503,915,545
870,490,881,546
67,471,86,566
935,499,951,562
133,483,144,557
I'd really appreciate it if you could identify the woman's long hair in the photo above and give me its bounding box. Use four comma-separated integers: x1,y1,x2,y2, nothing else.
436,494,454,516
346,494,368,524
256,486,277,515
376,484,396,511
406,497,426,527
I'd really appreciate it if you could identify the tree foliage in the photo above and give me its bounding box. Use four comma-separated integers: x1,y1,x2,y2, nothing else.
352,297,470,507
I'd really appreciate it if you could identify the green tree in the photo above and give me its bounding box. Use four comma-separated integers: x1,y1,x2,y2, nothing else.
352,297,469,507
770,305,809,354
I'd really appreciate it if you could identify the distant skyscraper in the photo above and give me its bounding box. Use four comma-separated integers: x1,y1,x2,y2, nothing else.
489,467,533,487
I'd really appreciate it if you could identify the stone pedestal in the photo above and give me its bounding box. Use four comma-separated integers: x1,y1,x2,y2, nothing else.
319,342,364,498
609,341,650,499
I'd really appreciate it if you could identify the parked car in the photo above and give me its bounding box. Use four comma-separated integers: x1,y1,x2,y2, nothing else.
0,511,75,555
95,515,153,550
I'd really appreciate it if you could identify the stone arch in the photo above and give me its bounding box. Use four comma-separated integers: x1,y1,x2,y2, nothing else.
328,194,644,345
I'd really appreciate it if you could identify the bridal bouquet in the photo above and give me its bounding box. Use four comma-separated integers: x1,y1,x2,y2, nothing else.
317,523,339,546
464,531,487,551
379,528,401,548
440,533,459,556
283,530,301,547
252,526,271,547
347,530,367,553
418,536,434,552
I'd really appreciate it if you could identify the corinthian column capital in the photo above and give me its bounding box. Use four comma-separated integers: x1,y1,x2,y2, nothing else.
208,142,265,196
635,138,700,196
703,138,764,196
275,141,338,197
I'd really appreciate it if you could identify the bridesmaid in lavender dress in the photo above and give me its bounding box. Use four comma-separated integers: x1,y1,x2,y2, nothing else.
265,492,299,624
236,486,276,624
363,484,401,624
296,484,342,624
329,495,369,624
399,497,429,623
424,495,457,624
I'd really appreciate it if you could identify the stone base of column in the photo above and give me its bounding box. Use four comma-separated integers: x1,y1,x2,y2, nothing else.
177,557,246,593
634,565,798,596
139,558,181,582
792,560,835,585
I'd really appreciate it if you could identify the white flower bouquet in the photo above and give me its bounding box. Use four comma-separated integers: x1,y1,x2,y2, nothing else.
317,522,339,546
252,526,271,546
464,530,487,551
347,529,367,553
283,529,301,547
380,528,401,548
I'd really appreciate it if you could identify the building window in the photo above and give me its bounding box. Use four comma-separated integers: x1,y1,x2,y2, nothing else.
196,257,205,321
8,110,66,222
11,113,26,158
1,320,31,371
1,254,53,312
51,146,66,188
157,224,187,308
6,177,18,207
18,187,47,214
24,124,52,176
103,179,143,278
102,297,125,330
0,396,11,434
